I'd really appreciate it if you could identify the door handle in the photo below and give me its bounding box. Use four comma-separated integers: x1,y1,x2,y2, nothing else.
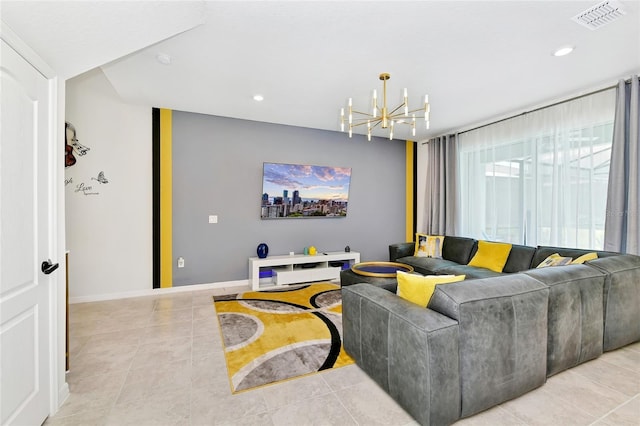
41,259,59,275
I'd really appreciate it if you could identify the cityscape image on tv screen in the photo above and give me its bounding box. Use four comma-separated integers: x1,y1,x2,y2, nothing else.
261,162,352,219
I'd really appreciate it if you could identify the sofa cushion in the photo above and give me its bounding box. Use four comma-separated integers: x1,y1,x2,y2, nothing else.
467,241,513,272
442,236,477,264
396,256,460,276
396,271,465,307
434,264,504,279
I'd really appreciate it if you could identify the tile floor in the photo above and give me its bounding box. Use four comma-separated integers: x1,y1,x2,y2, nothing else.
45,284,639,426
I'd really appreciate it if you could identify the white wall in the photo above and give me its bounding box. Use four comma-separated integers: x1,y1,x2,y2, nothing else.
65,68,152,301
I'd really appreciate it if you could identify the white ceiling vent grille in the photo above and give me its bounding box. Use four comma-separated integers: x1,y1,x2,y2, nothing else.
572,0,626,30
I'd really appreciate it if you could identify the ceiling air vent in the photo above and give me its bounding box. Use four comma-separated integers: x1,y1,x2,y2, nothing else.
572,0,626,30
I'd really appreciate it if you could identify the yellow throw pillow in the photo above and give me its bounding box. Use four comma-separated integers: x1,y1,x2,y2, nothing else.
396,271,465,307
571,252,598,264
414,233,444,258
467,241,513,273
537,253,573,268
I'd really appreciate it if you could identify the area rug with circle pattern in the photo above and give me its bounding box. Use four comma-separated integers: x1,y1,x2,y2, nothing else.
213,282,354,393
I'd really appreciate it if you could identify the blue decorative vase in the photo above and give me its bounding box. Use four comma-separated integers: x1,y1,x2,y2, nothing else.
257,243,269,259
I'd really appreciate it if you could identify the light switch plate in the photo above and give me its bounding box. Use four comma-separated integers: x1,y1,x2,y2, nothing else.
209,215,218,224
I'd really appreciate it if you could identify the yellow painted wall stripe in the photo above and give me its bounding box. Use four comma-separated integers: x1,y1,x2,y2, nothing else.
160,109,173,288
406,141,414,242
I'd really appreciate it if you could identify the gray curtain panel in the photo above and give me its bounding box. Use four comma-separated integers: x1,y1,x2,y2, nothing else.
423,134,458,236
604,76,640,255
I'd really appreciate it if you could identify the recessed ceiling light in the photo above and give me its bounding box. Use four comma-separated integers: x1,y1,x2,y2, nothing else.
553,46,574,57
253,94,264,102
156,53,171,65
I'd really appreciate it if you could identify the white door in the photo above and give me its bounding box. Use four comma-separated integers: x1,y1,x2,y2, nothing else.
0,39,54,426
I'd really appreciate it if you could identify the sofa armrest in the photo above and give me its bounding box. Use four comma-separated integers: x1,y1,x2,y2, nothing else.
342,284,460,426
587,254,640,351
524,265,605,376
389,242,415,261
429,274,549,418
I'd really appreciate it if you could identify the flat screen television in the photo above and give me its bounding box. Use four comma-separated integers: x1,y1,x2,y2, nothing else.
261,162,351,219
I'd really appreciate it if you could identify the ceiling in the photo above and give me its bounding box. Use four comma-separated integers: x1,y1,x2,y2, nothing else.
2,1,639,141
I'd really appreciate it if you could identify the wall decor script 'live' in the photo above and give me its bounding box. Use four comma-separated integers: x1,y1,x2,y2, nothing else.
70,171,109,196
75,182,98,196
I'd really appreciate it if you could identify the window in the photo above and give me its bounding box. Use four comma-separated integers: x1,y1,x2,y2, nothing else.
458,88,615,249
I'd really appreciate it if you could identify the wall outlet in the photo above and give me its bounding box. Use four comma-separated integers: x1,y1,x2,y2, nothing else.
177,257,185,268
208,215,218,224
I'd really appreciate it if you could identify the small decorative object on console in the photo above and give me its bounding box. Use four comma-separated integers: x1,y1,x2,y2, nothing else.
345,245,351,252
257,243,269,259
308,246,317,256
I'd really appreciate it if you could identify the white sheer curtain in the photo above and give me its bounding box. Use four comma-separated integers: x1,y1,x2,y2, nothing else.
458,88,616,249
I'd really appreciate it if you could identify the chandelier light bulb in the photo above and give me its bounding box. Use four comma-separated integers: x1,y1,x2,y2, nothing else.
404,88,408,116
372,89,378,116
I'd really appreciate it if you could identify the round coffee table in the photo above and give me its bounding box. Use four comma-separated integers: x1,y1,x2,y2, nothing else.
340,261,414,292
351,261,414,277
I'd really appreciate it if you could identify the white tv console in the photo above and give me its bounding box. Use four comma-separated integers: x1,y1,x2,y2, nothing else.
248,251,360,291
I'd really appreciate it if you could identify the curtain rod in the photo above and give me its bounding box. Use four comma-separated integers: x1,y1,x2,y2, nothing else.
422,76,634,144
458,84,617,135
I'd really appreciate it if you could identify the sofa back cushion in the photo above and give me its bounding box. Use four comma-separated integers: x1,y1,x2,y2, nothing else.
532,246,617,268
442,236,477,265
503,244,537,272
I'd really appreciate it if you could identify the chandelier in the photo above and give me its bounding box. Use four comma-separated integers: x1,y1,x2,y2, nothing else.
340,73,430,141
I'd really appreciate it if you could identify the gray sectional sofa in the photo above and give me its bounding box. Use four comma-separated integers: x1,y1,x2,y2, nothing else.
341,236,640,425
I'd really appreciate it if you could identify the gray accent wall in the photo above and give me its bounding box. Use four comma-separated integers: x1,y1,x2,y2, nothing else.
171,111,406,286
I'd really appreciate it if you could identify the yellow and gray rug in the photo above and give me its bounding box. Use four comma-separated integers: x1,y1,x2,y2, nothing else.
214,282,354,393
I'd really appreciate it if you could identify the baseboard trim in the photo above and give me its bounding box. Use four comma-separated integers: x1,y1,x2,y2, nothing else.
68,279,249,304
